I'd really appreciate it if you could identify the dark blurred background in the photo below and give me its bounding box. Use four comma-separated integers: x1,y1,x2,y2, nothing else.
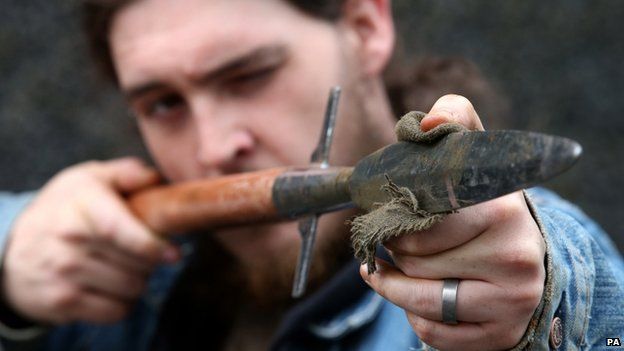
1,1,623,250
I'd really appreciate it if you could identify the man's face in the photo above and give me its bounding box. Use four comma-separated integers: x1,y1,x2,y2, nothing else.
110,0,395,298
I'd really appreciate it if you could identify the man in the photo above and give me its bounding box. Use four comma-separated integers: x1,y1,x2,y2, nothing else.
0,0,622,350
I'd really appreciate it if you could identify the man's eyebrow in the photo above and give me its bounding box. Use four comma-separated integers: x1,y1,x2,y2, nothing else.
204,44,289,82
124,82,168,101
123,44,289,101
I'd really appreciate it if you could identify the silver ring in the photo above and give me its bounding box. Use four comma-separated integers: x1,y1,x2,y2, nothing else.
442,278,460,324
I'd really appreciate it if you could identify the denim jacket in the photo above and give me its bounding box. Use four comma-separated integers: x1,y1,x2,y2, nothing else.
0,188,622,350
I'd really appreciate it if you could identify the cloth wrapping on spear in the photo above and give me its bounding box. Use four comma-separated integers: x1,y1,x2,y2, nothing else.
350,111,467,274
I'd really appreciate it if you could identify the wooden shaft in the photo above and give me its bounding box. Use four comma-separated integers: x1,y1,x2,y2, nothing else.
127,167,287,234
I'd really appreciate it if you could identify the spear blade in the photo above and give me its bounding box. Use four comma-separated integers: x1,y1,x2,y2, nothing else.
349,130,582,213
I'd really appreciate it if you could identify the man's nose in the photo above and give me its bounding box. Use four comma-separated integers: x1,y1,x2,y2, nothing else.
193,114,255,175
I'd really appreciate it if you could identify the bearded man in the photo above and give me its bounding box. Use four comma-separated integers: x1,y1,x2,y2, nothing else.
0,0,622,350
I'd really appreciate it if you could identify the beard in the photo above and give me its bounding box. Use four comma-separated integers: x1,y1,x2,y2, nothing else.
212,210,355,310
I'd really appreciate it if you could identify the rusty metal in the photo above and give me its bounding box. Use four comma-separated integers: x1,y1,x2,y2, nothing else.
273,167,353,218
349,130,582,213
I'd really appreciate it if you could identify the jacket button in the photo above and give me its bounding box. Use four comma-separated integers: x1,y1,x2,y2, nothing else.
549,317,563,349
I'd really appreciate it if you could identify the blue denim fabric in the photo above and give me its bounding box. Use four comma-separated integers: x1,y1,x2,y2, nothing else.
0,192,36,268
0,188,622,350
521,188,624,350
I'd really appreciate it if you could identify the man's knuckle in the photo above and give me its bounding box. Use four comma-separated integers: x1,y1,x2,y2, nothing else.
497,325,524,349
509,284,543,314
393,235,424,255
57,228,84,242
523,283,543,311
81,160,104,172
137,240,162,261
101,303,130,323
394,257,417,277
135,238,155,253
500,241,542,273
489,198,523,223
116,157,144,169
58,161,100,181
87,301,130,324
54,254,82,276
49,286,81,310
125,275,146,296
96,217,120,242
503,246,531,267
471,324,510,350
523,255,545,280
49,170,89,194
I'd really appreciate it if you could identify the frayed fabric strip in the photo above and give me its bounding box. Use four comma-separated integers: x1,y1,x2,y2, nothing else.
349,111,466,273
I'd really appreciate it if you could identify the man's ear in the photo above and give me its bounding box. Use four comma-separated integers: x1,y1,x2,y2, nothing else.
340,0,395,77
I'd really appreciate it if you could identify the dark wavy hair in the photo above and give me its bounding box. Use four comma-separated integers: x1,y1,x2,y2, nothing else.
82,0,508,127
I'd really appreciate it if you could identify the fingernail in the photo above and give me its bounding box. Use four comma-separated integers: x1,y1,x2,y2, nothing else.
419,114,436,132
361,264,371,281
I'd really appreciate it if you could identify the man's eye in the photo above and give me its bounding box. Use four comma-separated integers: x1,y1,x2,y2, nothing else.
141,94,187,120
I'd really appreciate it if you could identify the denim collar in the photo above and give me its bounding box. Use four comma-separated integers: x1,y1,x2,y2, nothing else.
308,290,384,339
270,256,385,349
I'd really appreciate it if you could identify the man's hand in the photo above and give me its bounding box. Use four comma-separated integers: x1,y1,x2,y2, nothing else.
360,95,546,350
2,158,180,324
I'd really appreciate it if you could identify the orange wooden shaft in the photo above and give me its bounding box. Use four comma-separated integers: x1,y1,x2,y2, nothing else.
127,168,287,234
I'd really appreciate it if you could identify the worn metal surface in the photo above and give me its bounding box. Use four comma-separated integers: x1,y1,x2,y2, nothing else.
274,131,582,218
273,167,353,218
292,215,319,298
291,86,342,298
350,131,582,213
310,87,341,168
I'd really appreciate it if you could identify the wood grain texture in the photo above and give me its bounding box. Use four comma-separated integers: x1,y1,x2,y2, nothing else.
127,168,287,234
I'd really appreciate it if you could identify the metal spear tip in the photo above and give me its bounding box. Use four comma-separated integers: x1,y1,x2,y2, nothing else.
349,130,583,214
540,135,582,178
